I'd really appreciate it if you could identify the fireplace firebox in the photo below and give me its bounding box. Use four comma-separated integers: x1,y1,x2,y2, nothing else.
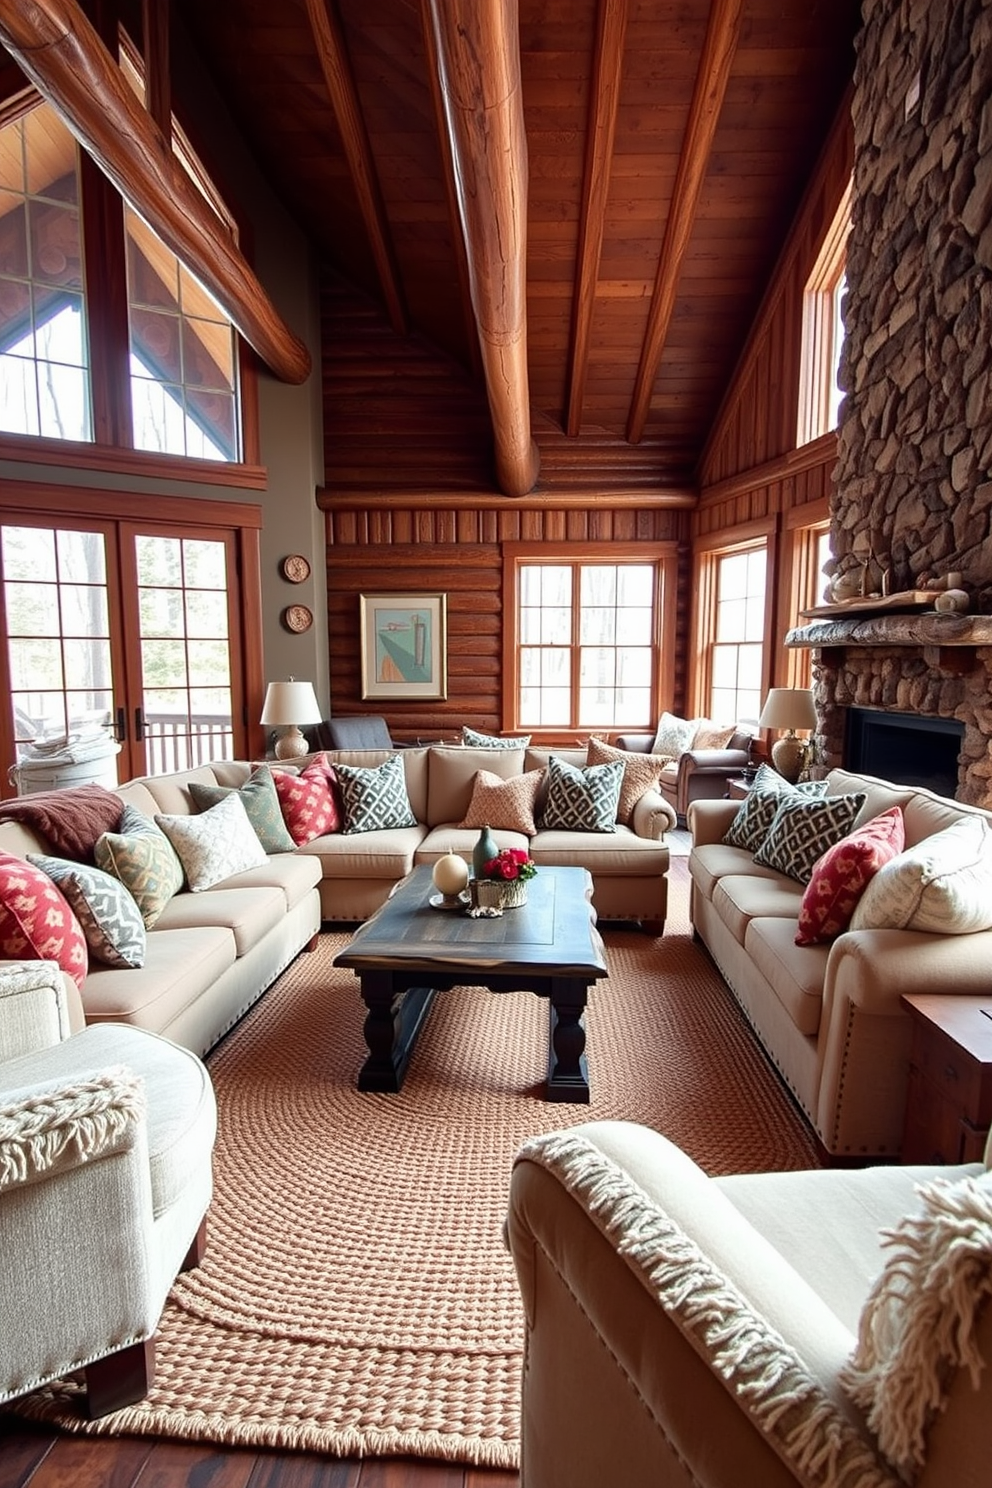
843,708,964,799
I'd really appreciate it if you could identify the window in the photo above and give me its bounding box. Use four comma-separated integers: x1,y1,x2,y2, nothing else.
708,546,767,724
797,179,851,446
783,514,832,689
503,545,677,734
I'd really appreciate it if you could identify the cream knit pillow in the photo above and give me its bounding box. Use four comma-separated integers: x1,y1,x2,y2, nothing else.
850,814,992,933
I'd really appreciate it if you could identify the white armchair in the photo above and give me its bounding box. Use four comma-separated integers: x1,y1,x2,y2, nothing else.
0,961,216,1419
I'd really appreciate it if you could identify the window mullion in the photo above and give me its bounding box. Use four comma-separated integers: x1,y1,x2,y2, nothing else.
570,564,582,730
79,152,133,448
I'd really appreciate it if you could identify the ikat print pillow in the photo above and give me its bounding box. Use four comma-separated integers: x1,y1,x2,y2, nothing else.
335,753,418,834
156,792,269,892
190,764,297,854
273,754,342,845
795,807,906,945
753,792,867,884
722,763,829,854
0,850,88,988
541,755,623,833
28,853,146,969
94,804,185,929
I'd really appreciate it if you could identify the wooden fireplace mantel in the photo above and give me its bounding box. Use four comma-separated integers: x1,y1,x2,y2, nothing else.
786,612,992,677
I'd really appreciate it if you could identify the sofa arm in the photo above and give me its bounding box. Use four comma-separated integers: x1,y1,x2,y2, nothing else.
0,1065,146,1191
631,787,677,840
678,746,749,776
687,796,741,844
507,1122,882,1488
826,927,992,1020
614,733,655,753
0,961,82,1063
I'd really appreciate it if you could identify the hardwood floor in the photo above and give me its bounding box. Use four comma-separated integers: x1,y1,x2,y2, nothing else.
0,1416,519,1488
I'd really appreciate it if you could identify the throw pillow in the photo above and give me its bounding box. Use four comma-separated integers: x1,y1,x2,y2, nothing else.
691,720,737,751
273,753,342,845
850,814,992,934
335,754,418,834
459,768,543,836
189,764,297,853
754,793,867,884
156,792,269,892
795,808,906,945
27,853,146,969
461,726,532,749
541,755,623,833
0,784,123,863
722,763,829,853
0,851,87,987
94,803,185,928
650,711,696,758
585,737,667,826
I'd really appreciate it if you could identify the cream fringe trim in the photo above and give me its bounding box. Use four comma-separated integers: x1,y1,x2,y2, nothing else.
0,1066,145,1189
516,1130,900,1488
840,1174,992,1482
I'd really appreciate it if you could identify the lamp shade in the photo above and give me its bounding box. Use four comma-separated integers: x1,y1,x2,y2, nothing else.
758,687,817,733
259,679,322,727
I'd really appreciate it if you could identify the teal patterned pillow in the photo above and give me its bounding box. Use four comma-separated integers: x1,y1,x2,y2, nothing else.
541,755,623,833
723,764,829,853
189,765,296,853
335,754,417,835
28,853,146,968
462,726,532,749
94,804,184,928
753,793,867,883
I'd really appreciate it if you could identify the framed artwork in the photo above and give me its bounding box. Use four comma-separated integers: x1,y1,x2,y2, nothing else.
359,593,448,701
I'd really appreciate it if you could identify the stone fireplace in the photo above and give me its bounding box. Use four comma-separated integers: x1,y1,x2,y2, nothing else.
795,0,992,807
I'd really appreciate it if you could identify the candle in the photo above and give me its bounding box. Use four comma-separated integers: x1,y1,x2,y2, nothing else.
432,851,470,898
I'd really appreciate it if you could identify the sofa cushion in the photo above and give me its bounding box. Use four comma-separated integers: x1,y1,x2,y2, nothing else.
204,852,322,912
94,804,185,928
850,814,992,934
79,924,236,1033
722,764,829,852
298,825,425,879
744,917,830,1037
691,720,737,751
27,853,146,969
273,754,342,844
153,883,286,956
461,725,531,749
189,764,297,853
156,793,269,891
0,851,88,988
335,754,418,834
427,746,526,827
712,872,806,945
459,768,543,835
585,738,667,826
753,793,866,883
650,711,694,757
530,825,669,876
541,755,623,833
688,841,781,903
795,808,906,945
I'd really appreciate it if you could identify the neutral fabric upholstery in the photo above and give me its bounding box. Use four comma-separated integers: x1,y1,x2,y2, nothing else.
326,716,393,750
618,728,753,821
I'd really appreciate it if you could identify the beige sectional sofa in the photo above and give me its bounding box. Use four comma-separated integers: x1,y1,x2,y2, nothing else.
0,743,674,1054
688,767,992,1158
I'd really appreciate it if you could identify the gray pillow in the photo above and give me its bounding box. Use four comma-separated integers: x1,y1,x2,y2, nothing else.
723,763,829,853
541,755,623,833
753,793,867,883
462,726,532,749
28,853,146,968
189,764,296,853
334,754,418,834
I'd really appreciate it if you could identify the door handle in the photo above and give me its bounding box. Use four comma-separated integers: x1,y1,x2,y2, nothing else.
115,706,127,742
134,707,145,741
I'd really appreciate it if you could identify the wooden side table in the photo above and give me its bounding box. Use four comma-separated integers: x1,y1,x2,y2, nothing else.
901,994,992,1164
726,776,752,800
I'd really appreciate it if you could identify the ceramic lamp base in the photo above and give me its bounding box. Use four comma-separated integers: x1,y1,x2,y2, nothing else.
274,727,309,760
770,733,807,784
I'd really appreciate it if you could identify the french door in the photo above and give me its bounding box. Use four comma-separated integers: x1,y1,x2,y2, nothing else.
0,502,254,792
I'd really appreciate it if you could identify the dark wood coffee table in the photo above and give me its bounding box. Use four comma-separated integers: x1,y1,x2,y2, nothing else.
333,864,607,1101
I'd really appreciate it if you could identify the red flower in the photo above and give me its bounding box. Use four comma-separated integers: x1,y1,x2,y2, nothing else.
484,848,537,882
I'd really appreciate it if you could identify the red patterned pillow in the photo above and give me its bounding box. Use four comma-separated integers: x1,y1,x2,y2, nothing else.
273,754,342,845
0,851,88,987
795,808,906,946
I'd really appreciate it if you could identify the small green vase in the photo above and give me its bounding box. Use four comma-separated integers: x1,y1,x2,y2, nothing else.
472,824,499,880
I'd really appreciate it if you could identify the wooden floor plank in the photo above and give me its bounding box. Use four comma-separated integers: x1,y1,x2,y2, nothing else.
0,1417,57,1488
465,1473,517,1488
136,1438,260,1488
356,1460,465,1487
248,1448,363,1486
23,1432,155,1488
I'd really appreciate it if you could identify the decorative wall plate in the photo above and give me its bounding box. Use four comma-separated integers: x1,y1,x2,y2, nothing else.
281,554,311,584
282,603,313,633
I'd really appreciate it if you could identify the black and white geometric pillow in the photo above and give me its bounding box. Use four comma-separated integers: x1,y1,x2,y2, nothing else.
28,853,146,968
541,755,623,833
753,793,867,883
462,726,532,749
723,763,828,853
335,754,418,834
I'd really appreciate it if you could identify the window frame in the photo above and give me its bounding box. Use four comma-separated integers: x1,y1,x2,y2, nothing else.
691,520,776,726
501,541,679,740
797,177,851,447
782,499,831,689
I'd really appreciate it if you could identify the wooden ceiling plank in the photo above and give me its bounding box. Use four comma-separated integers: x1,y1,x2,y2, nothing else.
142,0,171,143
0,0,310,383
565,0,628,438
425,0,539,497
626,0,744,444
304,0,408,336
417,0,483,380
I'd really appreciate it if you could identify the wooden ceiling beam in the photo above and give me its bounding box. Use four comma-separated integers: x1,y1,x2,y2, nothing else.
304,0,407,337
626,0,743,444
141,0,171,143
565,0,628,438
425,0,539,497
0,0,310,384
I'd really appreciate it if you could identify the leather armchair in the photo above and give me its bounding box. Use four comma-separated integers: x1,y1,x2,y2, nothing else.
616,730,752,822
507,1120,992,1488
0,961,216,1418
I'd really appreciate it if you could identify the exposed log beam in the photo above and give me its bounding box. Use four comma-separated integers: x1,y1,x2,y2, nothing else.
626,0,743,444
426,0,540,498
305,0,407,337
0,0,310,384
141,0,170,143
565,0,628,438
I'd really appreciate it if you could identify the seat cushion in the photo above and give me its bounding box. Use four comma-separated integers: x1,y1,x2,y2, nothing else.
152,884,286,955
295,824,426,879
688,841,777,902
711,872,805,945
743,916,829,1037
1,1021,216,1220
531,826,669,875
80,925,236,1032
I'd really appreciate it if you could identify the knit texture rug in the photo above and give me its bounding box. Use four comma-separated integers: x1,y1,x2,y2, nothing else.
16,860,821,1466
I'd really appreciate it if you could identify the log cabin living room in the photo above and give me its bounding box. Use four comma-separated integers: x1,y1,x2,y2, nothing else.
3,1,992,1486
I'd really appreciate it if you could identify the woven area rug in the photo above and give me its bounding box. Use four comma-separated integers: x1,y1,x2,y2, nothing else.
18,860,821,1466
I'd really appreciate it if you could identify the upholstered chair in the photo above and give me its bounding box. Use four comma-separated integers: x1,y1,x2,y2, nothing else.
507,1119,992,1488
0,961,217,1419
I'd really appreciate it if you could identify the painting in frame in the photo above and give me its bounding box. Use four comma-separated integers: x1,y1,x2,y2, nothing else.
359,593,448,701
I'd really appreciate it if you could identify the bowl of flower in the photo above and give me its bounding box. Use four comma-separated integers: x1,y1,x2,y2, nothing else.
473,847,537,909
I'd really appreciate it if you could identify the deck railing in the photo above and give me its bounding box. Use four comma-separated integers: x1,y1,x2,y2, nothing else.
143,713,235,776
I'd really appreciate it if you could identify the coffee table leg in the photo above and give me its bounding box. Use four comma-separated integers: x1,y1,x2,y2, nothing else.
358,971,437,1092
547,977,589,1102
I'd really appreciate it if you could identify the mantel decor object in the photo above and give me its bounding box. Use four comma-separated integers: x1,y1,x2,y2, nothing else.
260,677,322,760
281,554,311,584
758,687,817,784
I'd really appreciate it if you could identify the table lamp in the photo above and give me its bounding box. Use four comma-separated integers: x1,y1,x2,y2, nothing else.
260,678,322,760
758,687,817,783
